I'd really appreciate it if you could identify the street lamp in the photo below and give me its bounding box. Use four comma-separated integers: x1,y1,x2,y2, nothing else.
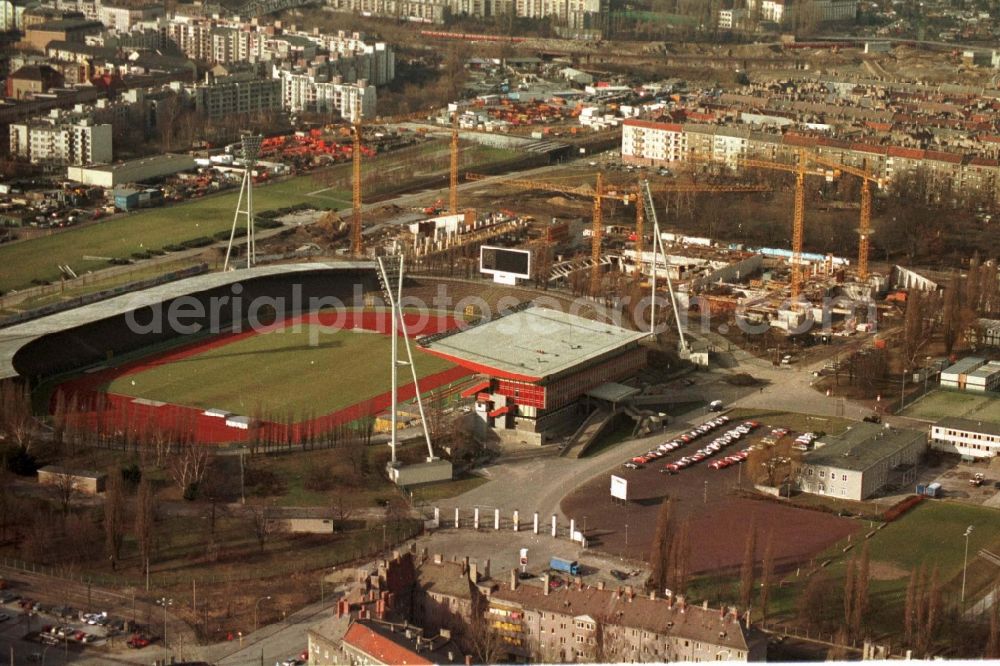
254,595,272,633
157,597,173,660
961,525,975,605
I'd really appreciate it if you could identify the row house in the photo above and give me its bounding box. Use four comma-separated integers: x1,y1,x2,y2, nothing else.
622,118,1000,203
489,575,765,663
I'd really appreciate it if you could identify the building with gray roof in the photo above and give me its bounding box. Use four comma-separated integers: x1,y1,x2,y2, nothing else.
797,422,926,500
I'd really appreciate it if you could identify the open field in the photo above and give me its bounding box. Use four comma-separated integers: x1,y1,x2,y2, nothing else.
900,389,1000,422
0,141,523,293
105,325,455,415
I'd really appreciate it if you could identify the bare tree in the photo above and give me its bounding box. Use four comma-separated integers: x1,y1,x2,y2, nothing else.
247,503,284,554
904,567,917,646
987,585,1000,659
648,497,674,593
738,523,757,610
759,532,775,621
135,475,156,565
103,467,125,567
168,444,211,497
852,542,870,639
51,473,78,518
843,556,856,636
331,490,357,523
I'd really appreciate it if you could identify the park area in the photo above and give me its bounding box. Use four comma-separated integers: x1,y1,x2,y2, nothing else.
57,311,472,444
900,389,1000,423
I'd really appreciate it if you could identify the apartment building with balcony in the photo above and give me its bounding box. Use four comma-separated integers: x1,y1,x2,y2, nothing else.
9,110,111,165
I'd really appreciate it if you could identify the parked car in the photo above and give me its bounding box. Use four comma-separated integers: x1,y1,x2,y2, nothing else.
126,635,150,649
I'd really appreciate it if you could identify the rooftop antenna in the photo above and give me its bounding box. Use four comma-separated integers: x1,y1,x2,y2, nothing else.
224,132,263,271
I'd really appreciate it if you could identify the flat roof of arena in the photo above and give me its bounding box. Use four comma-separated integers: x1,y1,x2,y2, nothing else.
419,307,646,383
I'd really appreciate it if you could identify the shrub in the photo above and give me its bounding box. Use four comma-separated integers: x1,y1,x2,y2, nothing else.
303,465,336,491
181,236,213,248
162,244,185,252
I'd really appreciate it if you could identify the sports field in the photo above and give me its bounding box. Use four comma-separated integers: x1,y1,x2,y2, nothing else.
900,389,1000,422
105,326,454,416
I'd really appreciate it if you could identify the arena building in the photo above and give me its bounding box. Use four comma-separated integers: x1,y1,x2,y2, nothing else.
419,306,648,445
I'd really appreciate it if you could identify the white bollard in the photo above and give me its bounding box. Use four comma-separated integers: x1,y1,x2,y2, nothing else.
551,514,557,538
474,508,480,530
433,507,440,528
513,510,519,532
454,507,460,528
494,508,500,530
533,512,539,534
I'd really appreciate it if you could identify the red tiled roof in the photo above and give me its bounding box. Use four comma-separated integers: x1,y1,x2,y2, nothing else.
969,157,999,167
923,150,963,164
782,133,817,147
342,623,433,666
851,143,889,155
865,121,892,131
624,119,682,132
887,146,924,159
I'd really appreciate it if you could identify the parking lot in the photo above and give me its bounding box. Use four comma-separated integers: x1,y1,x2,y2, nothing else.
0,581,160,664
561,413,861,573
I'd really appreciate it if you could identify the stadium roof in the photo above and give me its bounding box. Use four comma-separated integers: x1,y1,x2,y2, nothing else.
804,423,925,472
0,262,374,380
419,307,646,383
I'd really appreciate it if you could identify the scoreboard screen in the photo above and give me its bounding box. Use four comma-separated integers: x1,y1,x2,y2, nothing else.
480,246,531,279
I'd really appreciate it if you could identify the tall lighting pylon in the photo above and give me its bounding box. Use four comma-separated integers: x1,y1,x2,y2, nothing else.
224,132,263,271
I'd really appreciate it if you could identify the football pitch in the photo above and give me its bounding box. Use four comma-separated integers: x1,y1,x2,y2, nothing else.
900,389,1000,422
104,326,455,416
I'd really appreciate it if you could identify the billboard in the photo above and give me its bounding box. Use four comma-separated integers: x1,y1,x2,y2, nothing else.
610,475,629,500
480,246,531,285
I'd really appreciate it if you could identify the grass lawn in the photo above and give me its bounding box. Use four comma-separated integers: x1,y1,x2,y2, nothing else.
685,501,1000,646
725,408,853,435
900,389,996,422
105,326,454,415
0,140,524,293
410,474,489,503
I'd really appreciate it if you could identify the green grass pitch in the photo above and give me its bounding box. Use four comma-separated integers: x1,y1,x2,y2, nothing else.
104,326,455,417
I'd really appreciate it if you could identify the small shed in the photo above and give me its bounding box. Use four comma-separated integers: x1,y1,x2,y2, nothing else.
265,507,336,534
37,465,107,495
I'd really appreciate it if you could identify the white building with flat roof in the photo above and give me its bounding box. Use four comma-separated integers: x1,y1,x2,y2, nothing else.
9,113,111,166
930,417,1000,459
941,356,987,390
66,153,196,187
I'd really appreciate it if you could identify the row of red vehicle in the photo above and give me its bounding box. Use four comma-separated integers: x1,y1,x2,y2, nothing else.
661,420,761,474
624,415,733,469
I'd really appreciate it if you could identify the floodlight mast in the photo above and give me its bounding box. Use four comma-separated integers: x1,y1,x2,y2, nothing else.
224,132,263,271
641,180,689,357
377,256,436,466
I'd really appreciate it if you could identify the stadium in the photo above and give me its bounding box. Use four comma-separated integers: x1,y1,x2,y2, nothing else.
3,263,475,444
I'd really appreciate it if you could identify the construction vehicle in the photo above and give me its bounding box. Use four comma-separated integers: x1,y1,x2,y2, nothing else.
970,472,985,487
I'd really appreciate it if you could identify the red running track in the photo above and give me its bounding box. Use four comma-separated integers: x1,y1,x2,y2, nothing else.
55,311,472,445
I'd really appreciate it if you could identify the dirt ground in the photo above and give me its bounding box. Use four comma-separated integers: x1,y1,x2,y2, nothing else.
560,421,861,574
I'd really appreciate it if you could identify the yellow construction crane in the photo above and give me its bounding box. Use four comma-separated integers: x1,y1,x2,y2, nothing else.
806,155,883,281
689,149,838,304
449,112,459,215
347,109,457,257
471,173,770,296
